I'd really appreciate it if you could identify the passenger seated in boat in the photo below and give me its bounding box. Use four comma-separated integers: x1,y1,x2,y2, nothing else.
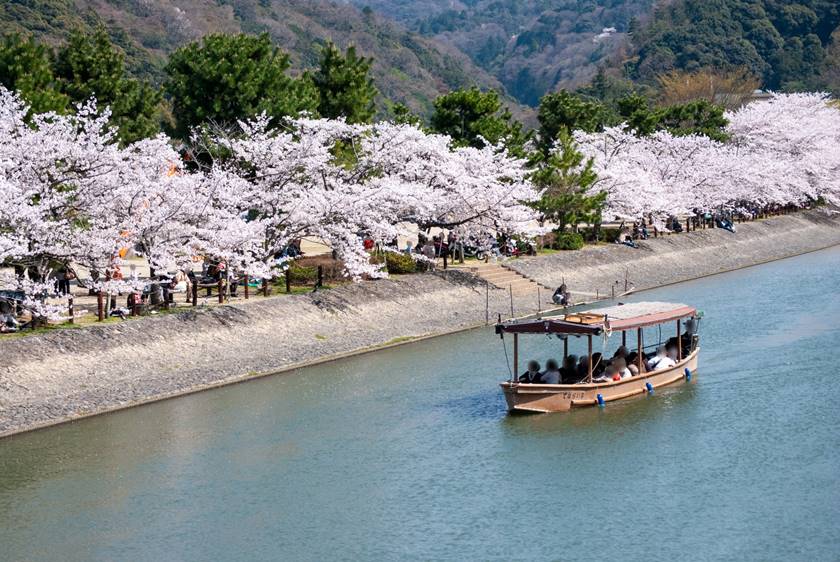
594,364,619,383
613,356,632,379
628,364,640,376
649,347,676,371
647,347,665,369
576,356,590,381
519,360,543,383
664,337,683,358
541,359,562,384
561,355,579,384
626,351,646,373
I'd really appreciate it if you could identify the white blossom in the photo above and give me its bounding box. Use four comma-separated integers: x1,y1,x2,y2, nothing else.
576,92,840,221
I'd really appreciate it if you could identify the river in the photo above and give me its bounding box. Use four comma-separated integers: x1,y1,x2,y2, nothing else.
1,247,839,561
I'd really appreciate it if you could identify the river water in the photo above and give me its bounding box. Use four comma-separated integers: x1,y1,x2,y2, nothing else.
2,247,839,561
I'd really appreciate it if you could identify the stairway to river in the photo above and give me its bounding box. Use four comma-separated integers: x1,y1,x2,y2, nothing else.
450,260,554,297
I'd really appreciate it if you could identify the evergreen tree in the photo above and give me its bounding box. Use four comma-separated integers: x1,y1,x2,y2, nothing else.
656,99,729,141
390,102,421,126
616,93,660,136
0,34,67,114
529,131,605,232
54,27,161,144
165,33,318,137
430,87,527,153
536,90,614,153
627,0,840,92
311,42,377,124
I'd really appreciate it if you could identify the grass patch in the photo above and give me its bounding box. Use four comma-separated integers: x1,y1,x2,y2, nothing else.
0,303,211,340
371,335,417,349
269,280,340,295
0,322,81,339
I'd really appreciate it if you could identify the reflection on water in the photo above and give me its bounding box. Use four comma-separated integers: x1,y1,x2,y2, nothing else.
1,247,840,561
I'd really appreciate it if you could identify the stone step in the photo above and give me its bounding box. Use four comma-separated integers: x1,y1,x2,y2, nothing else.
490,279,538,289
451,260,554,297
493,273,532,281
458,266,508,274
476,269,512,276
489,273,550,288
479,269,527,279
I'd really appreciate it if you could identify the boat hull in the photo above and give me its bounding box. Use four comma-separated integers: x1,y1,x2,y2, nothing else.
500,348,699,413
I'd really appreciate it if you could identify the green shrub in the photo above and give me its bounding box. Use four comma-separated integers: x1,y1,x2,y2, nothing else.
384,252,416,274
578,226,618,243
369,252,417,274
552,232,584,250
286,261,317,283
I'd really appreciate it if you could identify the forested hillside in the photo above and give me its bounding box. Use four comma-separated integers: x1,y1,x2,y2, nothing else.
348,0,656,105
627,0,840,92
352,0,840,102
3,0,838,113
0,0,506,116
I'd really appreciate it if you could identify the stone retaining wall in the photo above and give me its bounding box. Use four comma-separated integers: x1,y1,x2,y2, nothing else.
2,209,839,436
508,210,840,298
0,273,534,436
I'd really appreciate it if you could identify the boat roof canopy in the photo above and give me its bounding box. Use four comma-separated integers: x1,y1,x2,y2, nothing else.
496,301,697,336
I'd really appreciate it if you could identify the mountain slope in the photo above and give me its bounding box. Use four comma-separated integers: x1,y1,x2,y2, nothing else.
626,0,840,93
347,0,656,105
0,0,508,116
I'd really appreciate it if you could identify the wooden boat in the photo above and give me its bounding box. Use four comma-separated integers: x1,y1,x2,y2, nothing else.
498,301,701,413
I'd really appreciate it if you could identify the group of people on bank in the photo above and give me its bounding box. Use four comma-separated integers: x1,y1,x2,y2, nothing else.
518,341,682,385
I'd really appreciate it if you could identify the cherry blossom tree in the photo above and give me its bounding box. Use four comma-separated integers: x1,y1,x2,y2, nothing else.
358,121,538,235
726,92,840,207
213,116,540,279
4,84,835,327
0,90,129,319
0,89,248,318
0,86,540,312
574,93,840,223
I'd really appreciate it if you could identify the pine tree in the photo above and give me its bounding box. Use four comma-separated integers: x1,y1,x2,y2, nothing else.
537,90,613,154
529,131,605,233
0,34,68,115
390,102,421,126
311,42,378,124
430,87,528,153
165,33,318,137
54,27,161,143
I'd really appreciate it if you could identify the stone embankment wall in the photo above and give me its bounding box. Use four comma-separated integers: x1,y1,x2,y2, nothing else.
0,273,532,436
509,210,840,298
2,209,839,436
